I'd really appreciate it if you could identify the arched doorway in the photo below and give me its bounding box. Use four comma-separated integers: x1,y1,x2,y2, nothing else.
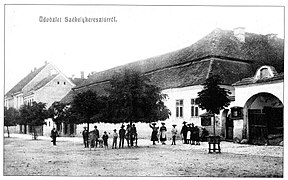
221,109,233,140
244,92,283,145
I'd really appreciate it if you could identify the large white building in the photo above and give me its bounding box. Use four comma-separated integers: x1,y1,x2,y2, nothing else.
58,28,284,144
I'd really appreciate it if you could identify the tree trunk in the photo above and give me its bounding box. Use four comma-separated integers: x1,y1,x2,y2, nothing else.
130,121,133,147
6,126,10,138
33,126,37,140
213,114,216,136
87,123,90,132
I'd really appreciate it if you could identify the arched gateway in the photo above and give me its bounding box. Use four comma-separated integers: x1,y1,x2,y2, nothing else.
244,93,283,145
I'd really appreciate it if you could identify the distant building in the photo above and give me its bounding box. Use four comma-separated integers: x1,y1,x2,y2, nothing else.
4,62,83,136
61,28,283,145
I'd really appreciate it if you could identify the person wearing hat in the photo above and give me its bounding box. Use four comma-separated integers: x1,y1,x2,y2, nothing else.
112,129,118,149
159,122,167,145
102,131,109,149
119,125,126,148
180,121,188,144
171,124,178,145
89,126,100,150
149,123,159,145
82,127,89,148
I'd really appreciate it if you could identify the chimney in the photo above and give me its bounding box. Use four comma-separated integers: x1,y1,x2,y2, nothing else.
44,61,48,65
81,71,84,79
34,67,37,71
71,74,75,80
233,27,245,42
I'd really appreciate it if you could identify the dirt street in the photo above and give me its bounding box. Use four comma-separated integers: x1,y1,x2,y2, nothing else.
3,134,283,177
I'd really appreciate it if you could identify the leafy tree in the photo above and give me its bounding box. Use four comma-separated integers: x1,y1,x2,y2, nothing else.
48,101,69,131
19,102,48,140
71,90,105,132
197,75,231,136
101,69,171,145
4,107,20,137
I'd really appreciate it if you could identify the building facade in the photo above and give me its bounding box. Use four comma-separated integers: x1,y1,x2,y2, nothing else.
61,28,283,144
4,62,77,135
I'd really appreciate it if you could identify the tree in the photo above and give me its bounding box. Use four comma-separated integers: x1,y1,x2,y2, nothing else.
19,102,48,140
4,107,20,137
71,90,105,132
197,75,231,136
102,69,171,145
48,101,69,131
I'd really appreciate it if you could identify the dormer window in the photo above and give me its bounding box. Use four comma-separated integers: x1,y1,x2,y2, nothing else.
254,65,276,80
260,68,270,79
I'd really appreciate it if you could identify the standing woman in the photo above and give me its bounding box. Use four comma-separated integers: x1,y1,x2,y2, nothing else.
149,123,159,145
159,122,167,145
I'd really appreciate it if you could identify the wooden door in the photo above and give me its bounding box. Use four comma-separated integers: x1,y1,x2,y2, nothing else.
248,109,267,145
226,116,233,140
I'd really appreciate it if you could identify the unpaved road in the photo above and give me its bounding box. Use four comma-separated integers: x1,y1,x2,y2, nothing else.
4,134,283,177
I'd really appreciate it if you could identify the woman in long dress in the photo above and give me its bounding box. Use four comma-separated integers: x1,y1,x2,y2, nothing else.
159,122,167,145
149,123,159,145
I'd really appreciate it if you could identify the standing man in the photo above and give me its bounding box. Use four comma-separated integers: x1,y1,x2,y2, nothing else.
89,126,100,150
119,125,126,148
112,129,118,149
82,127,89,148
180,121,188,144
171,124,178,145
50,128,58,146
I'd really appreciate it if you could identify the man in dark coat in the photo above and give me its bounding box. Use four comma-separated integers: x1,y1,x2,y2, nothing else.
90,126,100,148
119,125,126,148
50,128,58,146
82,127,89,148
180,121,188,144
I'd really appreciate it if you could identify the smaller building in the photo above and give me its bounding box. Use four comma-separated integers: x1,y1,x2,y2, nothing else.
232,65,283,145
4,62,77,136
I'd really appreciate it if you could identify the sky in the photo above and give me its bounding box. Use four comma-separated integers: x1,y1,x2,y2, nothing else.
4,5,285,93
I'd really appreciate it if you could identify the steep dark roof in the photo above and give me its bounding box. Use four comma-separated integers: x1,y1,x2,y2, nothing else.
233,72,284,86
69,78,86,86
76,28,283,90
5,64,46,97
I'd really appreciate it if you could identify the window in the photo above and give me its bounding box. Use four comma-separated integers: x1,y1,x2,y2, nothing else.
57,81,60,85
176,99,184,118
64,82,66,85
260,68,270,79
230,107,243,119
191,98,199,117
201,117,211,126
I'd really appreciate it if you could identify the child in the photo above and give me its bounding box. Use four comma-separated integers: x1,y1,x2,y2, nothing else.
102,131,109,149
112,129,118,149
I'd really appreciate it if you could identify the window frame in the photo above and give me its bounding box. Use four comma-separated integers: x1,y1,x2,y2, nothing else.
176,99,184,118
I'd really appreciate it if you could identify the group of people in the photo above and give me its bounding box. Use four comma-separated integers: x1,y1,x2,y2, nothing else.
82,124,138,150
149,121,206,146
51,121,207,148
180,121,201,145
